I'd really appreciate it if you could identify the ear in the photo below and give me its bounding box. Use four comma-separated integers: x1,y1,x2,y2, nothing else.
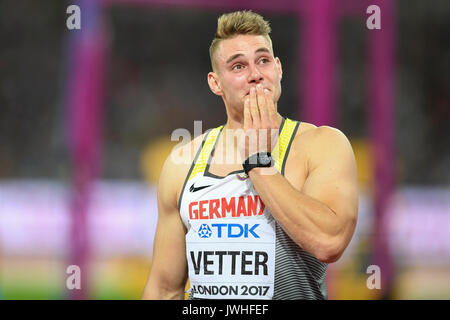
275,57,283,80
207,72,223,96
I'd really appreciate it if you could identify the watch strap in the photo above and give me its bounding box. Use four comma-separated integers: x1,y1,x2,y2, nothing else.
243,152,274,175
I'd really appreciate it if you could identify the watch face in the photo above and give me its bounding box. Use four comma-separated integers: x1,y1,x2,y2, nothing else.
259,154,271,165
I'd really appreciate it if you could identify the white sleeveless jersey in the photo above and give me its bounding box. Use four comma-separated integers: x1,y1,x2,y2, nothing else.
178,117,328,300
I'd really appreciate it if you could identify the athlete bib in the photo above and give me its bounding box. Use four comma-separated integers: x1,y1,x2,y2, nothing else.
186,217,276,299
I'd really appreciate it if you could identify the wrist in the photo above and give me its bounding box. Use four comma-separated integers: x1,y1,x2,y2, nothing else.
248,166,266,176
242,152,274,175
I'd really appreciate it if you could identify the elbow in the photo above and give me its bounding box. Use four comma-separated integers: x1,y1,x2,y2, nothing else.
316,249,342,264
314,237,346,264
141,276,186,300
315,218,357,263
142,287,185,300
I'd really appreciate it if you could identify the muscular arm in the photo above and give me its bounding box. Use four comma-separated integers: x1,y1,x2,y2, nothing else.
249,127,358,263
141,152,188,299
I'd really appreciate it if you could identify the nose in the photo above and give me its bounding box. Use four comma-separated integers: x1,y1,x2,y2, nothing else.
247,64,263,84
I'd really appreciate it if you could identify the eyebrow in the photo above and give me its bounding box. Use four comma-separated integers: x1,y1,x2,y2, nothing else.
226,47,271,64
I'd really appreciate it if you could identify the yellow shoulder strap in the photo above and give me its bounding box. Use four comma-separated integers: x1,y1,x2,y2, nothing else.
187,125,224,181
187,119,298,180
272,118,300,175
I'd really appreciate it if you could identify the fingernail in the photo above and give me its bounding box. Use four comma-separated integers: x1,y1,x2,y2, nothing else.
257,84,262,90
250,87,255,93
264,89,269,94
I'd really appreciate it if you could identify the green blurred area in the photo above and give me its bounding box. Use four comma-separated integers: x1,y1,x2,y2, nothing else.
2,252,450,300
0,256,150,300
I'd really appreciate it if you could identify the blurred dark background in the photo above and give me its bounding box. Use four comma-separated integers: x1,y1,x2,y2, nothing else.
0,1,448,183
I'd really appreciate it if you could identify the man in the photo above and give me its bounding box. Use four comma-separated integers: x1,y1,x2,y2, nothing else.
142,10,358,300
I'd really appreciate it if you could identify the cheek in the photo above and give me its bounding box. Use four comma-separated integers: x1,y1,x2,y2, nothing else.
271,81,282,103
230,74,247,87
223,75,246,93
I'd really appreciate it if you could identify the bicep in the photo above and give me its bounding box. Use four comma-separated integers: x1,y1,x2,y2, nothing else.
145,205,188,297
142,158,188,299
302,128,358,232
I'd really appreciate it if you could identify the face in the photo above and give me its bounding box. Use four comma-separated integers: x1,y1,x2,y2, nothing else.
208,34,283,113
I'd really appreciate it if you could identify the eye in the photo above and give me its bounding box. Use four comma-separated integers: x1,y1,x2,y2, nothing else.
259,58,270,64
232,64,244,71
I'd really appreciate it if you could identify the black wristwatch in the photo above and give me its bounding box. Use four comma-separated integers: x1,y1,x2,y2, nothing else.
243,152,274,175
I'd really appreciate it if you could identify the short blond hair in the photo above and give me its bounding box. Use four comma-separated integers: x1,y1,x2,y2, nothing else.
209,10,273,71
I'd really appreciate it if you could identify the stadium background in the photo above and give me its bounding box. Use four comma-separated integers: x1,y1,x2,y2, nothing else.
0,0,449,299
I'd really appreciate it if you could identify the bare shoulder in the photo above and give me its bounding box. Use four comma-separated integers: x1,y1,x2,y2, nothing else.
291,122,355,169
294,122,345,140
168,132,207,170
159,132,208,206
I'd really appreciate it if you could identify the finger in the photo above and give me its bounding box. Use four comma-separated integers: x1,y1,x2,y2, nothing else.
270,127,279,152
249,86,260,127
264,88,277,125
243,97,252,129
257,85,269,126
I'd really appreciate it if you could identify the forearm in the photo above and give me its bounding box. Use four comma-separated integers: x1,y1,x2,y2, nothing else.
249,168,344,262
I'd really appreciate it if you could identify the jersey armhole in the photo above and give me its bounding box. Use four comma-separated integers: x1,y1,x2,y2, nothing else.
177,130,212,212
281,120,300,176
